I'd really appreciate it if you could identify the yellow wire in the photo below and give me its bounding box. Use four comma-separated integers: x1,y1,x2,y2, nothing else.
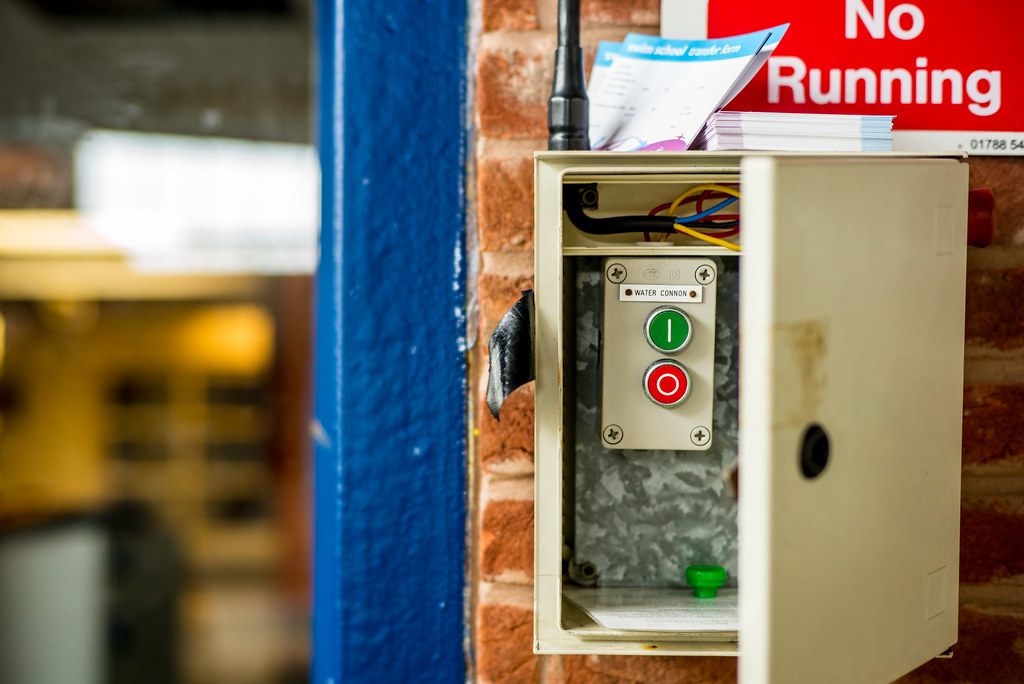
674,223,742,251
666,184,742,252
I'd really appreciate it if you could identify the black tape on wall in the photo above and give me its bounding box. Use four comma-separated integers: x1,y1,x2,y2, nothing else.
486,290,535,420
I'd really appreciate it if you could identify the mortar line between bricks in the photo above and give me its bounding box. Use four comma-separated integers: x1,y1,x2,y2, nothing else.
964,355,1024,383
961,471,1024,496
959,582,1024,609
481,470,536,481
478,579,534,606
967,246,1024,269
479,26,639,50
477,137,546,158
479,30,556,51
536,0,557,31
480,251,534,278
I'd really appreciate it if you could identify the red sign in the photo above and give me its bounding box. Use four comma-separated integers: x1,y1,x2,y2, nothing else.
708,0,1024,153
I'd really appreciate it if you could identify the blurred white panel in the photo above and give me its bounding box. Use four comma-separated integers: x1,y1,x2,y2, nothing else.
75,130,319,274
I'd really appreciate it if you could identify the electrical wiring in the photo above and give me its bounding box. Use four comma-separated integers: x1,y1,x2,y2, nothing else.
676,199,740,242
674,223,742,251
695,190,739,222
669,183,741,212
668,188,740,226
667,184,742,251
644,203,674,242
694,224,739,237
640,190,741,243
563,183,742,251
675,196,737,224
662,191,735,217
649,195,739,223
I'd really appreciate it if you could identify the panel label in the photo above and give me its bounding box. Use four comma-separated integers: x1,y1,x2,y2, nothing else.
619,284,704,302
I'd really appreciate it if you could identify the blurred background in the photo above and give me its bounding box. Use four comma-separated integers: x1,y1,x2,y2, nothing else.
0,0,314,682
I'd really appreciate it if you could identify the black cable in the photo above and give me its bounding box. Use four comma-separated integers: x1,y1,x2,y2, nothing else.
687,220,740,229
563,185,677,235
548,0,590,151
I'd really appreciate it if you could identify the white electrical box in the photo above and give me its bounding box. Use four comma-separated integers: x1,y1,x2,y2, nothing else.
533,152,967,683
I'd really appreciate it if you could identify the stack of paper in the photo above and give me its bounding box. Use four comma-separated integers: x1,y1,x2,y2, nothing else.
690,111,894,152
563,586,738,632
587,25,788,152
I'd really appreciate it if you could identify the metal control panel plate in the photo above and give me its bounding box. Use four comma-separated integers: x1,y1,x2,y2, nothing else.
600,257,717,450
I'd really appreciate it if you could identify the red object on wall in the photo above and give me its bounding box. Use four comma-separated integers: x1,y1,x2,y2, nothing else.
968,187,996,247
708,0,1024,152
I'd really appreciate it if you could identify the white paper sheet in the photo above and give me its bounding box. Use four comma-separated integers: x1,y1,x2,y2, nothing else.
588,25,788,152
563,586,739,632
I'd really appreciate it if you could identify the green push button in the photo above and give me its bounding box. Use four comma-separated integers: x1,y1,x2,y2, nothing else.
685,565,727,599
645,306,692,353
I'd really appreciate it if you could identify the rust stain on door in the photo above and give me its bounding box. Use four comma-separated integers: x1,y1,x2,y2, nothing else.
773,318,828,428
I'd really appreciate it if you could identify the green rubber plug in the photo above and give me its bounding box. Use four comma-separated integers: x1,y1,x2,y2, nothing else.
685,565,727,598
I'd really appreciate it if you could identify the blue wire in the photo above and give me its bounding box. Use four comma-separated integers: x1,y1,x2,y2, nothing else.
674,196,737,224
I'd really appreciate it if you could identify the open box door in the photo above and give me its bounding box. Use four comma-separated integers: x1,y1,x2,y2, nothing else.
737,155,967,683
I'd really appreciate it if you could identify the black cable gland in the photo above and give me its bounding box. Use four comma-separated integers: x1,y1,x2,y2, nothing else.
548,46,590,151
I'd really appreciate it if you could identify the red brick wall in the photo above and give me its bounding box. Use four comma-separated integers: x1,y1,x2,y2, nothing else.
469,2,1024,682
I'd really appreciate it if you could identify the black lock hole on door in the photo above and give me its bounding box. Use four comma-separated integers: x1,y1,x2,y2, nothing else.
800,424,830,479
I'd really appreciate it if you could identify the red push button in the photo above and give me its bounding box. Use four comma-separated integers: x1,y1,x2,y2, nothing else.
643,360,691,407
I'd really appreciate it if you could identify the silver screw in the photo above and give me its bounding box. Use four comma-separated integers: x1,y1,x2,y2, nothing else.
690,426,711,446
606,263,627,284
603,424,623,444
694,264,716,285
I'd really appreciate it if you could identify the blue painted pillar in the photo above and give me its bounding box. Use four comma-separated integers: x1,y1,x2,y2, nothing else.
312,1,467,682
